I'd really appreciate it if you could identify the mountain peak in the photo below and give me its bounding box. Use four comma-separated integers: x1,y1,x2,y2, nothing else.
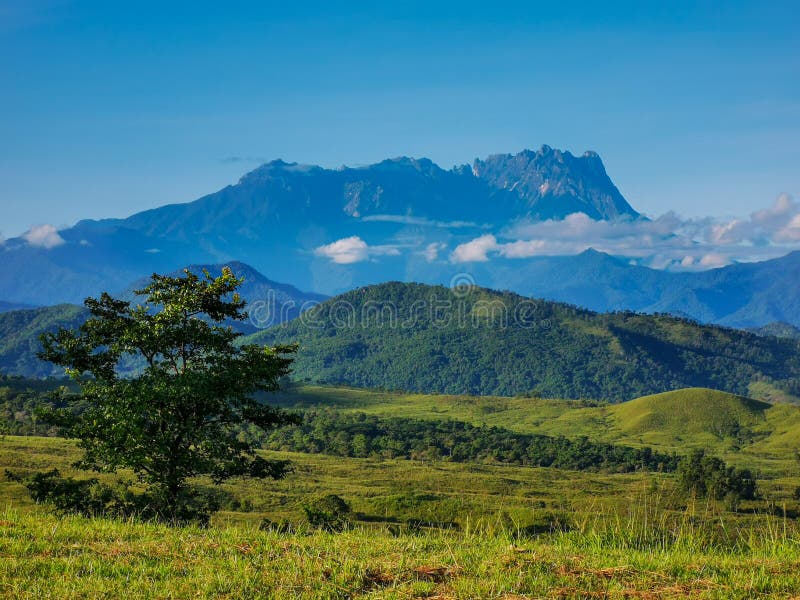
369,156,440,174
238,159,322,183
472,147,637,220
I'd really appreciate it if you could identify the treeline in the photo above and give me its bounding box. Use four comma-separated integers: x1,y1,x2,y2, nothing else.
262,409,679,473
0,375,76,436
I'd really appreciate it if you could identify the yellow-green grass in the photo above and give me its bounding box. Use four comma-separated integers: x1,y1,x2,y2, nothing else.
276,385,800,476
4,435,800,597
2,501,800,598
2,435,799,532
0,436,679,528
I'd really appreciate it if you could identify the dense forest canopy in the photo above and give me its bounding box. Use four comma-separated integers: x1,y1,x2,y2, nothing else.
248,282,800,402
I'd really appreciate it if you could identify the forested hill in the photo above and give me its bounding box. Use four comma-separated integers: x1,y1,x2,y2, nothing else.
0,304,88,377
247,282,800,402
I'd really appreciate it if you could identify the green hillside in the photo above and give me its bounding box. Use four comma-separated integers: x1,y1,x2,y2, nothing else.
271,384,800,476
0,305,87,377
249,282,800,402
609,388,769,442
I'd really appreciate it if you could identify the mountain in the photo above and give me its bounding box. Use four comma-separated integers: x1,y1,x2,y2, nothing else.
0,263,321,376
247,282,800,402
467,249,800,328
749,322,800,339
0,301,35,313
0,146,640,305
121,261,327,333
1,145,797,329
473,147,635,220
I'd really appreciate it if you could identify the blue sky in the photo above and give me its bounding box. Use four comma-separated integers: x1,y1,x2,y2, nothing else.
1,0,798,238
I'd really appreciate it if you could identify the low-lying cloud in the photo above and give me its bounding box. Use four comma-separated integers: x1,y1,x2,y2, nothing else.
317,195,800,270
315,236,401,264
361,214,482,229
22,224,65,249
708,194,800,245
449,194,800,270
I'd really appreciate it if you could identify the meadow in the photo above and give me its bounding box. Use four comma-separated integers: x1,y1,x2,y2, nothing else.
2,434,800,597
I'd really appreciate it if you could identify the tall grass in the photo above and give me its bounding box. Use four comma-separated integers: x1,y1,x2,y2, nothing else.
2,505,800,599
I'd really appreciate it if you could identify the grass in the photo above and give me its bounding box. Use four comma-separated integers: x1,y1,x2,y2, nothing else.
2,504,800,598
3,435,800,597
272,385,800,477
3,383,800,597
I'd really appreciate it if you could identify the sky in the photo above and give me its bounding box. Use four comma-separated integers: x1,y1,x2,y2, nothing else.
1,0,799,239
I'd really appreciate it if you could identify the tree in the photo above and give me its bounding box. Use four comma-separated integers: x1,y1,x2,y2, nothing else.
676,449,756,505
36,267,299,522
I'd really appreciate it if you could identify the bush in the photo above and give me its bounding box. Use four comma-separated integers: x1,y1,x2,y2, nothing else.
5,469,219,525
303,494,352,532
676,449,757,506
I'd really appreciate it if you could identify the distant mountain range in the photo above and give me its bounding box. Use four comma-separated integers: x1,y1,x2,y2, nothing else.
466,248,800,329
0,145,797,328
120,261,326,334
0,304,88,377
750,322,800,340
0,262,324,376
0,146,638,304
0,301,34,313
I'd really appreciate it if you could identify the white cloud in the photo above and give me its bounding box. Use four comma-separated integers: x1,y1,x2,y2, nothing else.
449,194,800,269
315,236,401,264
708,194,800,245
449,234,498,262
319,194,800,271
699,252,730,268
775,213,800,242
22,224,65,249
499,239,549,258
422,242,446,262
315,236,369,264
361,214,482,229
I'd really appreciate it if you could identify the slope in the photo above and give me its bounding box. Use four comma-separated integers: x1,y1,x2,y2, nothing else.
0,304,88,377
249,282,800,402
271,384,800,475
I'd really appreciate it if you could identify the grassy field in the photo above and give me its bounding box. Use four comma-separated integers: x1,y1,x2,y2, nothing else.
272,386,800,477
3,507,800,599
3,385,800,597
3,434,800,598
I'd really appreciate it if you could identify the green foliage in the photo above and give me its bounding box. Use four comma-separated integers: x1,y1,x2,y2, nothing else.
263,409,678,473
250,282,800,402
0,375,80,436
676,449,757,503
303,494,352,532
4,468,234,526
32,267,299,522
5,469,120,517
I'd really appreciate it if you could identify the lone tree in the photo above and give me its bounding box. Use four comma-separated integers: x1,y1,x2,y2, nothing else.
36,267,298,522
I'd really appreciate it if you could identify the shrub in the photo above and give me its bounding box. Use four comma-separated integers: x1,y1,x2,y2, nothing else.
303,494,352,532
676,449,757,506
